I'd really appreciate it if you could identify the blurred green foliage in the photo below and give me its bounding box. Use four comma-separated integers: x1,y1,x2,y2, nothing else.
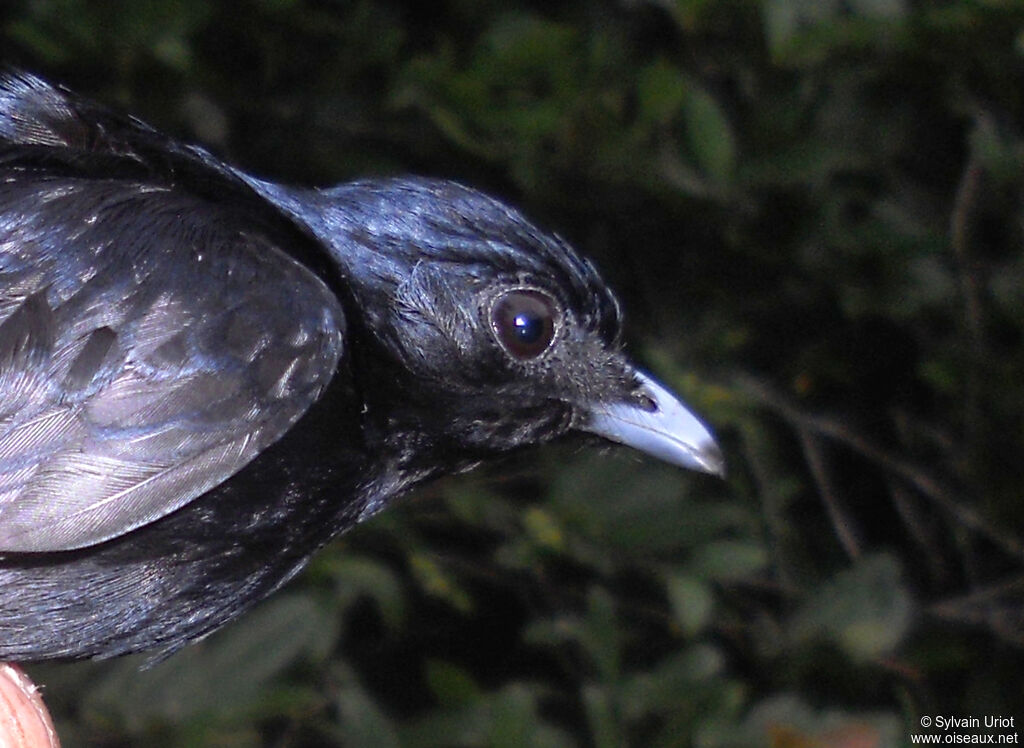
4,0,1024,745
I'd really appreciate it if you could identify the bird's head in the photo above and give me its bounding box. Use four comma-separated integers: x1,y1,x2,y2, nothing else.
248,177,724,477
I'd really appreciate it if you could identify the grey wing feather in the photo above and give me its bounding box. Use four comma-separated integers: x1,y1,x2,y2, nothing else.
0,178,345,551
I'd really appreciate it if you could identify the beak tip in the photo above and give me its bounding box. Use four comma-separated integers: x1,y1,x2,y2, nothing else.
696,439,727,478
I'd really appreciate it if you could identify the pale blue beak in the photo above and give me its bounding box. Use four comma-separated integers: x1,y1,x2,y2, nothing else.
583,370,724,476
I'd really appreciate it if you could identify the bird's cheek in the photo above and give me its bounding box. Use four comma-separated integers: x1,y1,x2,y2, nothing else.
462,400,573,453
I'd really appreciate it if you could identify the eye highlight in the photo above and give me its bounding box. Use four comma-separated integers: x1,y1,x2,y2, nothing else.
490,289,558,360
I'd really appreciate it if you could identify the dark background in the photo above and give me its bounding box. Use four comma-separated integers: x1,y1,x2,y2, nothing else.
4,0,1024,745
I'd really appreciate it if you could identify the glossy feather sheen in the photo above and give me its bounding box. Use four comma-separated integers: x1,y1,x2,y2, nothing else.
0,177,344,552
0,73,716,661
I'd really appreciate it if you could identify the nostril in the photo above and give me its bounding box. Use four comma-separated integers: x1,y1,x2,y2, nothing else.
636,391,658,413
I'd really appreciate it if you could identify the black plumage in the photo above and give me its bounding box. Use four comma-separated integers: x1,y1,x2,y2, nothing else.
0,73,722,661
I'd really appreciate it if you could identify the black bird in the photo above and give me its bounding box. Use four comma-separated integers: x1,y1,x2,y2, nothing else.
0,73,722,661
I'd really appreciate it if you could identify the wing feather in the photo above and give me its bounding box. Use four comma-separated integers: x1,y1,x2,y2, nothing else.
0,175,345,552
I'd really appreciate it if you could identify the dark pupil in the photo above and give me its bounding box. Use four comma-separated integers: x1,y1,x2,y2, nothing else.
492,290,556,359
512,311,544,345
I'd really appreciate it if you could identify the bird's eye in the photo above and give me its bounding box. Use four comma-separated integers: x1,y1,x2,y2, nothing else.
490,289,558,360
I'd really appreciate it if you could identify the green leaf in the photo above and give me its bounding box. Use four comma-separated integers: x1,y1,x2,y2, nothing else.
696,694,902,748
848,0,908,20
325,554,407,631
583,587,622,682
636,59,688,127
790,554,914,661
522,505,567,551
521,587,621,683
399,682,569,748
545,451,734,557
621,644,726,720
330,662,402,748
490,684,540,748
689,540,769,582
682,86,736,184
582,684,622,748
665,572,715,635
762,0,842,56
410,553,474,613
425,660,482,708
